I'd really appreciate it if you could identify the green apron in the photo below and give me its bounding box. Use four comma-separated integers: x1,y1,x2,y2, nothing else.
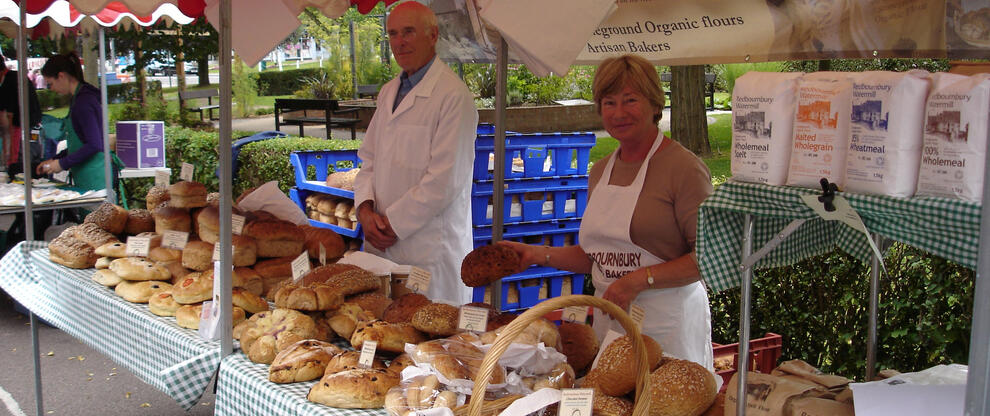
63,84,123,191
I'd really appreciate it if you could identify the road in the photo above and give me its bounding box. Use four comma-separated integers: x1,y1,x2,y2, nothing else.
148,73,221,88
0,292,215,416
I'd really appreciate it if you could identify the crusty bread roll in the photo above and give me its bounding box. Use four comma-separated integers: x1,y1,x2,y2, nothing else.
109,257,171,281
307,368,398,409
461,244,520,287
274,283,346,311
168,181,208,208
148,290,181,317
351,320,427,354
95,241,128,258
124,209,155,235
145,185,171,209
92,269,123,287
70,223,119,249
182,240,214,271
317,197,337,215
559,322,600,372
172,272,212,304
328,303,376,339
84,202,128,234
115,280,172,303
334,201,352,219
411,303,460,336
49,233,99,269
346,292,392,320
269,339,343,384
588,334,663,397
383,293,431,324
648,359,717,416
195,205,221,244
231,287,269,314
175,303,246,330
239,308,321,364
300,225,346,261
154,206,192,234
325,169,360,191
243,219,305,258
325,350,387,374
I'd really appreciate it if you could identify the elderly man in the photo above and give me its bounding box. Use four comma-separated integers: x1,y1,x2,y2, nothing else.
353,1,478,304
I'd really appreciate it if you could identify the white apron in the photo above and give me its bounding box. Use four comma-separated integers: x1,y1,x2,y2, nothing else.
578,134,714,370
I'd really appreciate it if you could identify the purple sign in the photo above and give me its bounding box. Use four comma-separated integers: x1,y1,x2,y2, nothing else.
115,121,165,168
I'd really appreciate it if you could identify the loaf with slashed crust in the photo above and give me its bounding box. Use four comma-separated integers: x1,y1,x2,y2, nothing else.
49,233,99,269
268,339,343,383
308,368,398,409
238,308,321,364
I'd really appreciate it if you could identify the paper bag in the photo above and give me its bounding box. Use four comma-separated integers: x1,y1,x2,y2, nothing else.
724,372,819,416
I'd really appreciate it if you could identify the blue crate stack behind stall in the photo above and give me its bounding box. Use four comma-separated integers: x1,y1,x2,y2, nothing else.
288,150,364,239
472,127,596,313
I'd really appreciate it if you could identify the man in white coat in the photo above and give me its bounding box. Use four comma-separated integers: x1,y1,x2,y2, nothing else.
353,1,478,305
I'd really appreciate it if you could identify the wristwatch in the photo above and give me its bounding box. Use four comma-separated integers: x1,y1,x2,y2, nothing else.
645,266,655,288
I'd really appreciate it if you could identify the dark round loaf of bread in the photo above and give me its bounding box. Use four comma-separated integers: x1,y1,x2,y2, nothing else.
460,244,520,287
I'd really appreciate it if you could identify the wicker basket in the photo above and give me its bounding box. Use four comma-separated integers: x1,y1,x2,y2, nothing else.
453,294,652,416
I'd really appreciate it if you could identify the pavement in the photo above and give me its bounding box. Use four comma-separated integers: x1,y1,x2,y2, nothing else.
0,293,216,416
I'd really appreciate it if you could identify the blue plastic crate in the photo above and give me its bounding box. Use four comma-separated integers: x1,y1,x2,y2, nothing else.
471,179,588,225
472,218,581,249
289,187,363,239
471,267,585,312
473,132,596,181
291,150,362,197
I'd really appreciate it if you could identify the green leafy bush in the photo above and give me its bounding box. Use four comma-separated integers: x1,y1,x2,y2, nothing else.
257,68,325,96
709,243,973,379
234,136,360,196
783,58,950,74
232,57,260,118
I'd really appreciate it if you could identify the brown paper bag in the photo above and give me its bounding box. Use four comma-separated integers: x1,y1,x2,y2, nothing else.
785,395,855,416
724,372,820,416
771,359,853,389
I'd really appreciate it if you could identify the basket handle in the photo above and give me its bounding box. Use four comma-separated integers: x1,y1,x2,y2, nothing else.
466,294,651,416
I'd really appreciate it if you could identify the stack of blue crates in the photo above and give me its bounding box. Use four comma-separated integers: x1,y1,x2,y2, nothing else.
287,150,364,239
472,125,596,313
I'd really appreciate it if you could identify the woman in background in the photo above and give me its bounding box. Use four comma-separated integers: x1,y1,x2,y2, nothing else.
36,53,119,191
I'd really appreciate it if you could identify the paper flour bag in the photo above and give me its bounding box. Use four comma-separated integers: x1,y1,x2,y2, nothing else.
786,76,853,189
916,73,990,202
731,71,804,185
842,70,931,197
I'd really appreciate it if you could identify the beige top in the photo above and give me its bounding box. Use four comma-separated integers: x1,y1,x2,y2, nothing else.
588,137,713,262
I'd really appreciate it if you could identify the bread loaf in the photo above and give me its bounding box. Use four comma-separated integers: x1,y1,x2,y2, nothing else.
70,223,119,249
94,241,128,258
274,283,346,311
269,339,343,383
92,269,123,287
172,272,212,304
243,219,305,258
648,359,717,416
325,350,387,374
326,169,360,190
115,280,173,303
239,308,321,364
411,303,459,336
460,244,520,287
383,293,431,324
175,303,246,330
84,202,128,234
351,320,427,354
559,322,599,372
308,368,398,409
328,303,376,339
346,292,392,320
587,334,663,397
49,233,98,269
154,206,191,234
300,224,346,261
124,209,155,235
109,257,171,281
148,290,181,317
145,185,170,209
231,287,269,314
181,240,214,271
168,181,208,208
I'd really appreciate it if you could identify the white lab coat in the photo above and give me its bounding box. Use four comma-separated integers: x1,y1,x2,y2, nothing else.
353,58,478,305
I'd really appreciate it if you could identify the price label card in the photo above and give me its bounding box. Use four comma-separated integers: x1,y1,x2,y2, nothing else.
590,330,625,370
180,163,194,182
629,303,645,329
197,300,221,341
561,306,588,324
231,214,246,235
125,236,151,257
405,266,431,293
154,169,170,187
212,243,222,262
291,251,311,282
558,388,594,416
457,305,489,333
161,231,189,250
358,340,378,368
319,243,327,266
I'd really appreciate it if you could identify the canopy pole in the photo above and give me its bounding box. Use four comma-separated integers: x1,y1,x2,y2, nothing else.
965,124,990,416
99,28,114,203
735,214,754,416
866,233,882,381
17,4,43,416
218,0,233,358
350,18,357,100
488,35,508,311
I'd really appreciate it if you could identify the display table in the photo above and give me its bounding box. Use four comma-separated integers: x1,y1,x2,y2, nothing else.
697,180,981,292
0,241,221,410
215,352,387,416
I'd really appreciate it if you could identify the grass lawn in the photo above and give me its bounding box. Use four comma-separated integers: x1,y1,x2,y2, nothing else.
589,113,732,185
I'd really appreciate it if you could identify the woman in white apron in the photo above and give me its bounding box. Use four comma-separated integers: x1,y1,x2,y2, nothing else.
501,54,713,370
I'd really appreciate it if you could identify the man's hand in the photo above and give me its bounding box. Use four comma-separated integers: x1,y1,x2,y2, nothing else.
356,201,398,250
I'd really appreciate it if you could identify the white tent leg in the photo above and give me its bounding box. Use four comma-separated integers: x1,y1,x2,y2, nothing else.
866,233,882,381
735,214,754,416
218,0,234,358
99,28,114,203
487,36,508,311
964,132,990,415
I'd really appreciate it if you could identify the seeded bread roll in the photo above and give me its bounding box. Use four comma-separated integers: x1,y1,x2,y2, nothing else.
168,181,208,208
182,240,214,271
308,368,398,409
154,206,192,234
460,244,520,287
70,223,119,249
84,202,129,234
145,185,171,208
124,209,155,235
591,388,634,416
586,334,663,397
269,339,343,383
648,359,717,416
411,303,460,336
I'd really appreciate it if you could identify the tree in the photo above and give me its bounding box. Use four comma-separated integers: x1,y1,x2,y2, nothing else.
669,65,710,157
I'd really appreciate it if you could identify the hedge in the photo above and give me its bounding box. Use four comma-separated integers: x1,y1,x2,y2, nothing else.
257,68,326,96
37,80,164,109
120,126,359,209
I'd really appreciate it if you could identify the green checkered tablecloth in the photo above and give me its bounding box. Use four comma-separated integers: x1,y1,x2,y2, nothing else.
697,181,981,293
0,241,221,410
215,352,389,416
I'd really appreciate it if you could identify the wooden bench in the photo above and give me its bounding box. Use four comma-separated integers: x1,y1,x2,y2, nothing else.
178,89,220,121
356,84,381,99
274,98,361,140
660,73,718,111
